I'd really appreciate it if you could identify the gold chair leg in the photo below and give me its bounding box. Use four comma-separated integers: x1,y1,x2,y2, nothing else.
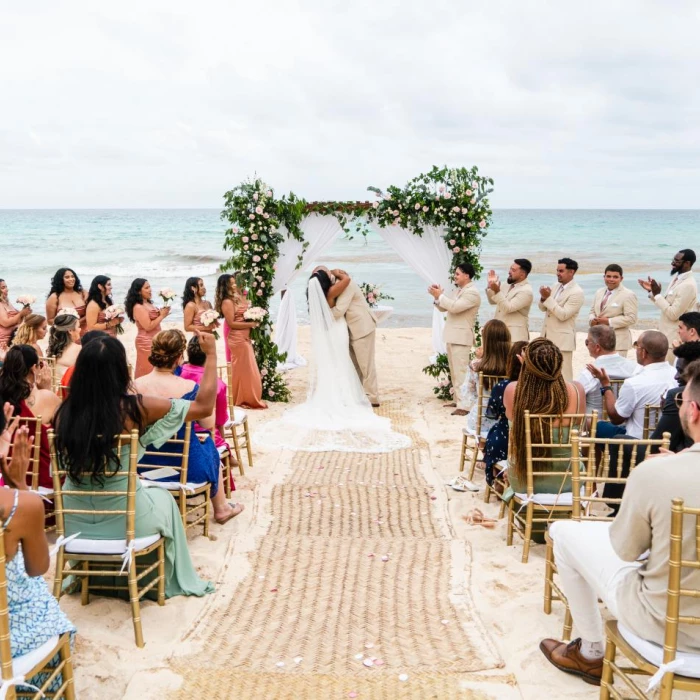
59,632,77,700
458,433,467,473
544,538,553,614
179,492,187,531
127,560,145,648
244,422,253,467
483,482,491,504
600,634,616,700
562,604,573,641
157,541,166,606
223,454,233,498
521,508,533,564
80,561,90,605
467,441,479,481
53,549,65,600
204,490,210,539
506,501,514,546
498,497,506,519
231,429,243,469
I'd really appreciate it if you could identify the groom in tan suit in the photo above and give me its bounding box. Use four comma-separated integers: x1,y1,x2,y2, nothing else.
429,262,481,416
326,268,380,406
539,257,585,382
589,263,638,356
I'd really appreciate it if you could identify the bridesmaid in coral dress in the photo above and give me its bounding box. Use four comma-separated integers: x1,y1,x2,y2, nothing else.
182,277,218,335
215,273,267,409
45,267,89,337
125,278,171,378
0,279,32,350
85,275,121,338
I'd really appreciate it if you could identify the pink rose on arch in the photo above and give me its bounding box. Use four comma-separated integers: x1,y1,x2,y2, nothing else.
242,236,249,243
253,193,259,201
467,222,473,228
273,264,278,270
372,201,379,209
232,225,240,233
248,214,255,220
472,181,478,188
466,190,472,196
244,245,249,250
439,185,445,192
462,247,469,252
449,239,456,246
479,220,486,228
261,368,268,376
453,246,460,253
471,197,476,204
444,192,451,199
263,213,270,219
252,234,258,240
253,255,261,262
263,253,268,259
256,289,263,296
393,218,400,226
461,208,468,214
422,206,428,212
256,275,262,280
260,282,265,288
414,203,421,210
266,190,272,197
268,389,275,397
452,206,460,213
255,206,263,214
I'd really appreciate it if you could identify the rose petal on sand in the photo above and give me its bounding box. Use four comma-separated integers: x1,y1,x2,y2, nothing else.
363,658,374,667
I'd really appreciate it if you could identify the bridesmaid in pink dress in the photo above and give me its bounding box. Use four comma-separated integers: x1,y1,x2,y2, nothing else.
215,273,267,409
0,279,32,350
45,267,89,337
85,275,120,338
182,277,218,335
125,278,171,378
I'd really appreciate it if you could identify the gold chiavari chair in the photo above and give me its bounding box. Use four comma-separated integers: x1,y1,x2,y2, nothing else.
642,403,663,440
221,362,254,470
543,429,671,640
506,411,598,564
49,430,166,649
601,498,700,699
0,528,76,699
459,372,508,481
138,423,211,538
601,379,626,421
42,356,59,394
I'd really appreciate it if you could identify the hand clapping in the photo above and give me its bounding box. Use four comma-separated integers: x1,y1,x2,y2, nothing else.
428,284,443,300
638,276,661,296
539,285,552,300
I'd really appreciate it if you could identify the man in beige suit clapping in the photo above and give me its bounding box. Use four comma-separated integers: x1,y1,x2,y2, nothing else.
539,257,585,382
428,262,481,416
485,258,533,342
589,263,638,356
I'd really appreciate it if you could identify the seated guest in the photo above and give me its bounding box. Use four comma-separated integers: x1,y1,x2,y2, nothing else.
650,340,700,453
134,330,242,524
0,412,76,693
46,312,82,378
58,330,108,396
539,359,700,686
0,345,59,490
676,311,700,347
483,340,528,486
575,325,638,415
54,333,224,598
12,314,48,357
503,337,586,496
588,330,677,439
460,319,511,435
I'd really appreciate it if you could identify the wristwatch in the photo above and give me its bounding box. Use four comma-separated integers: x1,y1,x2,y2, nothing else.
600,385,613,396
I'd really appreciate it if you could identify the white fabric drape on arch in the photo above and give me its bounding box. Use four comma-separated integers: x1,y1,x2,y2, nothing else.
370,223,452,356
272,214,343,369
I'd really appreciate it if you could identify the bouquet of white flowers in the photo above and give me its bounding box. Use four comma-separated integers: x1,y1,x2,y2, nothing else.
57,307,80,319
243,306,267,322
104,303,126,335
159,287,177,306
16,295,35,308
199,309,220,339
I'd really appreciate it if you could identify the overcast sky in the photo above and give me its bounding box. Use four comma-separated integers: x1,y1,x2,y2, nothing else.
2,1,699,209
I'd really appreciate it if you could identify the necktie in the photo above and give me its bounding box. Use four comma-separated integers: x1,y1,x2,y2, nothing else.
668,275,681,293
554,284,564,300
600,289,612,312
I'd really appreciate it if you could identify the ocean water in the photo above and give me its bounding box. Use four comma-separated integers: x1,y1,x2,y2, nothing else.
1,208,698,330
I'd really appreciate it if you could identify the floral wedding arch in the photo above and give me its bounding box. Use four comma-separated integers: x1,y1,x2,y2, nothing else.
221,166,493,401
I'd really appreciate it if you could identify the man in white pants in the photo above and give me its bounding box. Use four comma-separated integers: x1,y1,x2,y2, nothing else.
539,359,700,686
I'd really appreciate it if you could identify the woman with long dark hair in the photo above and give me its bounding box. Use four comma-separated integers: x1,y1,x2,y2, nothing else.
85,275,119,337
215,273,266,409
125,278,171,378
0,279,32,350
182,277,217,334
13,314,48,357
53,333,222,598
45,267,88,335
0,345,59,490
46,312,82,378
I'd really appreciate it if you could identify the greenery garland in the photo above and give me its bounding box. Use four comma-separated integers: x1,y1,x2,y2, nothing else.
220,167,493,402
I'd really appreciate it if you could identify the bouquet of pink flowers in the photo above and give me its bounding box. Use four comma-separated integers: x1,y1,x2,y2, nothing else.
199,309,220,339
358,282,394,309
243,306,267,323
159,287,177,306
104,303,126,335
16,295,35,308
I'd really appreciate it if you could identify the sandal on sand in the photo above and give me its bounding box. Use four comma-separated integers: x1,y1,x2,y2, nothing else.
462,508,497,529
215,502,245,525
446,475,480,493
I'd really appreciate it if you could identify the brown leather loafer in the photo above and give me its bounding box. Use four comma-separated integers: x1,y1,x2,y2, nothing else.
539,638,602,686
451,409,468,416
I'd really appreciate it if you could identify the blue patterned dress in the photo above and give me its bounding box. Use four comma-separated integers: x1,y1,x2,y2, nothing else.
3,489,76,692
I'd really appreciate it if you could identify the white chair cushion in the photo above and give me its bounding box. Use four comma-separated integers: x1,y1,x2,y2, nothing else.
462,426,476,437
148,481,208,491
514,492,574,506
225,408,248,427
37,486,54,495
13,635,60,676
64,534,160,555
619,624,700,679
216,445,229,455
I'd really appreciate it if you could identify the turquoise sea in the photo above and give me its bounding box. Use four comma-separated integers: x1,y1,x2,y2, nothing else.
1,209,698,329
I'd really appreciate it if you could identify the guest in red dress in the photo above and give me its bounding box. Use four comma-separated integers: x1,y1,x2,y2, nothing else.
215,273,267,409
0,279,32,351
85,275,120,338
125,278,171,378
45,268,89,337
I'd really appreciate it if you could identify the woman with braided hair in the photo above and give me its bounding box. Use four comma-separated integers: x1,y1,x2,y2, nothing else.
503,337,585,496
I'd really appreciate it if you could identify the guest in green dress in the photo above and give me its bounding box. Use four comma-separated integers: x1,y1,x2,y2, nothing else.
53,332,221,598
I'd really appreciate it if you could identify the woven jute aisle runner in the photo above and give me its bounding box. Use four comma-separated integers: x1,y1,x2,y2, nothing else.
171,401,510,699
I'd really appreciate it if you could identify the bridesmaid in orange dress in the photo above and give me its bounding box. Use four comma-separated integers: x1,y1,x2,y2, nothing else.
182,277,218,335
85,275,120,338
45,267,89,337
0,279,32,350
215,273,267,409
126,278,171,378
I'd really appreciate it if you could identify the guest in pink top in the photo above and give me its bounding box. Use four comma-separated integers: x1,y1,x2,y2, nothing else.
85,275,120,338
125,278,171,378
45,268,89,337
0,279,32,350
182,277,219,335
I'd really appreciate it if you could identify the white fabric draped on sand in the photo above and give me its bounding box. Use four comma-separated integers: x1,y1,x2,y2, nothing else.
371,223,452,357
258,278,411,453
273,215,343,370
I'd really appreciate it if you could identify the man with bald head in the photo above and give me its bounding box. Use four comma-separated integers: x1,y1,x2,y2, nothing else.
588,330,677,438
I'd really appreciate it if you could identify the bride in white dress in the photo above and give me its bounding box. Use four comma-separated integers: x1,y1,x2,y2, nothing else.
257,271,411,453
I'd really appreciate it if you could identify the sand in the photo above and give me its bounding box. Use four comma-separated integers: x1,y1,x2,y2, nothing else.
45,324,647,699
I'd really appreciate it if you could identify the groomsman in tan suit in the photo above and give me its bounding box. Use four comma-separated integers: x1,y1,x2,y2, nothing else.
638,249,698,363
589,263,638,356
326,268,380,406
538,257,585,382
485,258,533,342
428,262,481,416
